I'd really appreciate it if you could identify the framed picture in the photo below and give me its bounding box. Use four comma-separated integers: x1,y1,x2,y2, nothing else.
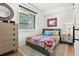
47,18,57,27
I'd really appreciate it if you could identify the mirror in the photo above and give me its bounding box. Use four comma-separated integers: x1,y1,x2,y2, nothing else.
0,3,14,21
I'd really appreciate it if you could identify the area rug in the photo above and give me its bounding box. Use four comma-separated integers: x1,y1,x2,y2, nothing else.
52,43,67,56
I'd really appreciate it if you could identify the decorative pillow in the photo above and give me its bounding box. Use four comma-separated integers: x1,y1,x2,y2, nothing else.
44,31,52,36
52,31,59,36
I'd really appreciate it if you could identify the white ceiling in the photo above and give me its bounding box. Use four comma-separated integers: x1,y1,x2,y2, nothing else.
29,3,73,12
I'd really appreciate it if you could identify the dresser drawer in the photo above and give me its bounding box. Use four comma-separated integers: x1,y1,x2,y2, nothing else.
0,40,15,48
0,45,14,55
0,38,12,42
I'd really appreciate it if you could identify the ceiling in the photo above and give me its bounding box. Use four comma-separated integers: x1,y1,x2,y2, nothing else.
29,3,73,12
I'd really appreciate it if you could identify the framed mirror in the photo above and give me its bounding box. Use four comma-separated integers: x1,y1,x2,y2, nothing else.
0,3,14,21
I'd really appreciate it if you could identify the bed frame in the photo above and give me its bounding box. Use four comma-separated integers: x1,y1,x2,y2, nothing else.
72,26,78,43
26,29,61,56
43,29,61,37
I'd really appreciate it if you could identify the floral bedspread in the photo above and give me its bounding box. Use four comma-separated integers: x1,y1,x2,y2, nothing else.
26,35,59,53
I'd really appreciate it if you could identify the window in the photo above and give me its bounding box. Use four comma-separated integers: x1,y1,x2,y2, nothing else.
19,5,37,30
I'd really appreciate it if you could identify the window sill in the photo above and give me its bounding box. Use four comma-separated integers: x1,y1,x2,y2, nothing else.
19,29,37,32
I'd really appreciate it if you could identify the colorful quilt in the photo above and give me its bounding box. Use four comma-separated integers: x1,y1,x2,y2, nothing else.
26,35,60,54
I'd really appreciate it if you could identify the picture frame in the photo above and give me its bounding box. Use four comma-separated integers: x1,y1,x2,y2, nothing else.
47,18,57,27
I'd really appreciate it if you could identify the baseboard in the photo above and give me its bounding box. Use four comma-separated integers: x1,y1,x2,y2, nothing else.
18,48,25,56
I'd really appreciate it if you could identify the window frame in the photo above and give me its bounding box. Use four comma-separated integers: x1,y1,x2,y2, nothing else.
19,5,37,31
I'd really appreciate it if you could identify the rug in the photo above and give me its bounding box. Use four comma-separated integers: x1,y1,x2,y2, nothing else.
52,43,67,56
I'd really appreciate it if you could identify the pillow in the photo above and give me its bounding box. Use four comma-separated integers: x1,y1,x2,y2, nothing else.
51,31,59,36
44,31,52,36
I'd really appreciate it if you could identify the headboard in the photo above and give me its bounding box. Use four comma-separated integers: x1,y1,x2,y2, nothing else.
43,29,61,36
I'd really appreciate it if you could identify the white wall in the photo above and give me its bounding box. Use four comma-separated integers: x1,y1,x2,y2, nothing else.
7,3,18,23
43,4,73,29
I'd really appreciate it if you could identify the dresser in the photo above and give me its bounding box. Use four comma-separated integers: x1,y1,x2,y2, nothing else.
0,21,18,55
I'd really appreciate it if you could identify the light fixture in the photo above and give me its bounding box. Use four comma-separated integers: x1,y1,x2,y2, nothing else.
72,3,76,26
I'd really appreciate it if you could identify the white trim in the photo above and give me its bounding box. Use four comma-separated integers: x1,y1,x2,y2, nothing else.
19,28,37,32
18,48,25,56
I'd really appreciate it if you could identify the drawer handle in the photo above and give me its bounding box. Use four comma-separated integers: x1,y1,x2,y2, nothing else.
13,34,15,36
13,39,15,41
13,28,15,30
13,44,15,46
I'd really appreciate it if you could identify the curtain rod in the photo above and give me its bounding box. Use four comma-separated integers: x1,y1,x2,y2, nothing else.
19,5,37,14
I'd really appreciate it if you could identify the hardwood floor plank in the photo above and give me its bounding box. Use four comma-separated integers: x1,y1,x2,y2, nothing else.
66,44,75,56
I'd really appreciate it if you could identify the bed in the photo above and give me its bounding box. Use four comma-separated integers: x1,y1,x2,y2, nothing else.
26,29,61,56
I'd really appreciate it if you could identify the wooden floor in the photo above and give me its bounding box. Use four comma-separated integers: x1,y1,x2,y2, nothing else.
2,51,23,56
65,44,75,56
2,44,75,56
